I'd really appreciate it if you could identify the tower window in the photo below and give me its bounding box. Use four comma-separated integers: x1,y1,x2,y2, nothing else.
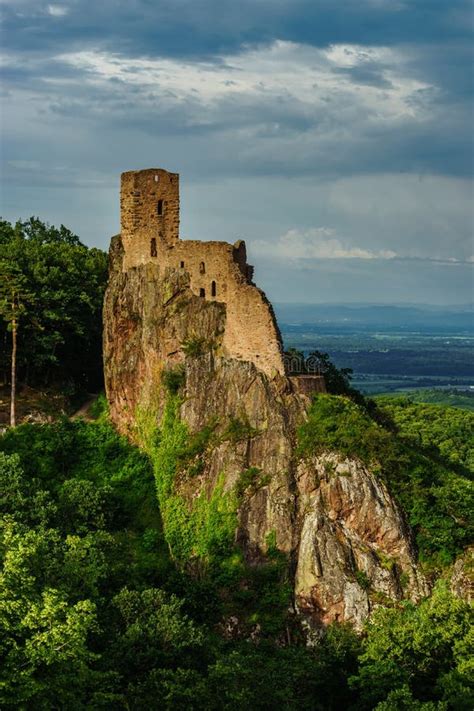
199,288,206,298
211,281,217,297
180,261,185,268
150,238,157,257
157,200,163,216
199,261,206,274
154,175,159,182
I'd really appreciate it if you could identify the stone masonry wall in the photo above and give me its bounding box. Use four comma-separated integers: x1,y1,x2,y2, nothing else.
121,168,180,270
119,168,285,378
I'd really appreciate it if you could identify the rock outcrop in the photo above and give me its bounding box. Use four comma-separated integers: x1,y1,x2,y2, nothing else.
104,233,428,632
451,547,473,604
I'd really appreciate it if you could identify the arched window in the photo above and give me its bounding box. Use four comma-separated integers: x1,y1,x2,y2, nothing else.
157,199,163,216
150,238,157,257
199,261,206,274
211,281,217,297
199,288,206,298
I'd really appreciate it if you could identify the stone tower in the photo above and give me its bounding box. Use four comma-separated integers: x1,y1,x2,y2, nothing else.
120,168,180,268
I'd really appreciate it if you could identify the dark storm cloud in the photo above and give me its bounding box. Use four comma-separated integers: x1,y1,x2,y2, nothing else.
2,1,472,56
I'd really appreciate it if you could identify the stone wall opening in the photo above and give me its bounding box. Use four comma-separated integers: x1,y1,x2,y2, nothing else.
180,261,185,268
150,238,157,257
199,288,206,298
157,199,163,216
200,261,206,274
211,280,217,297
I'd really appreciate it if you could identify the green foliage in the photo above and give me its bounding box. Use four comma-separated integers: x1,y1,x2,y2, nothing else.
198,622,361,710
1,415,472,709
111,587,205,675
351,582,474,709
137,396,238,565
88,392,109,420
374,686,448,710
309,349,356,397
0,421,169,708
0,217,107,393
298,394,395,465
377,398,474,472
298,394,473,567
162,364,186,394
136,400,297,639
58,478,113,533
236,467,270,499
376,388,474,412
182,335,210,357
285,347,364,404
221,415,258,443
355,570,371,590
186,417,218,458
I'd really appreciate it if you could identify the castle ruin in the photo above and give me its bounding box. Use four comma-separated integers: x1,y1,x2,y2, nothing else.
120,168,286,378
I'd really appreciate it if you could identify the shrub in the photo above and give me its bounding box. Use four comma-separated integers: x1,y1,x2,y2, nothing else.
236,467,270,499
221,416,258,444
162,365,186,394
181,336,209,358
355,570,371,590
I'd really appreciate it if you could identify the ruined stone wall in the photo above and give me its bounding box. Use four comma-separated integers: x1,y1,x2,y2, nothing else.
119,168,285,377
289,375,326,397
164,240,284,377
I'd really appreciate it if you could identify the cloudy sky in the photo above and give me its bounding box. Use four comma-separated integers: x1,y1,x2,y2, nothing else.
1,0,473,304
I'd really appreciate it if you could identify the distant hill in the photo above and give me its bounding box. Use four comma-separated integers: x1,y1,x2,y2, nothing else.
274,303,473,332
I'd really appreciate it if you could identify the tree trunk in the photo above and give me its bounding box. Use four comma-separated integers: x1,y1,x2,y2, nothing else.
10,302,17,427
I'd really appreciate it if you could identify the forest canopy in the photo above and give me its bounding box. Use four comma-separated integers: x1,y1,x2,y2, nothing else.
1,412,472,709
0,217,107,394
0,218,472,709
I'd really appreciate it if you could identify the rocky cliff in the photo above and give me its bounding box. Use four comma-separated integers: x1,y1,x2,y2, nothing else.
104,234,428,633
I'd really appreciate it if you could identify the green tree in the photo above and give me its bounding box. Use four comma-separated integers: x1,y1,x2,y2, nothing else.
0,217,108,398
0,517,112,708
0,260,34,425
351,582,473,709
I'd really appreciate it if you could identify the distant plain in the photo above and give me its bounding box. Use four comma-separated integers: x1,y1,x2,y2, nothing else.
277,303,474,407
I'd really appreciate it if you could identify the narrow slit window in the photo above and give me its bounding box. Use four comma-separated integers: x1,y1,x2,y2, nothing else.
150,238,157,257
199,261,206,274
157,199,163,216
211,281,217,297
180,261,185,268
199,288,206,298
